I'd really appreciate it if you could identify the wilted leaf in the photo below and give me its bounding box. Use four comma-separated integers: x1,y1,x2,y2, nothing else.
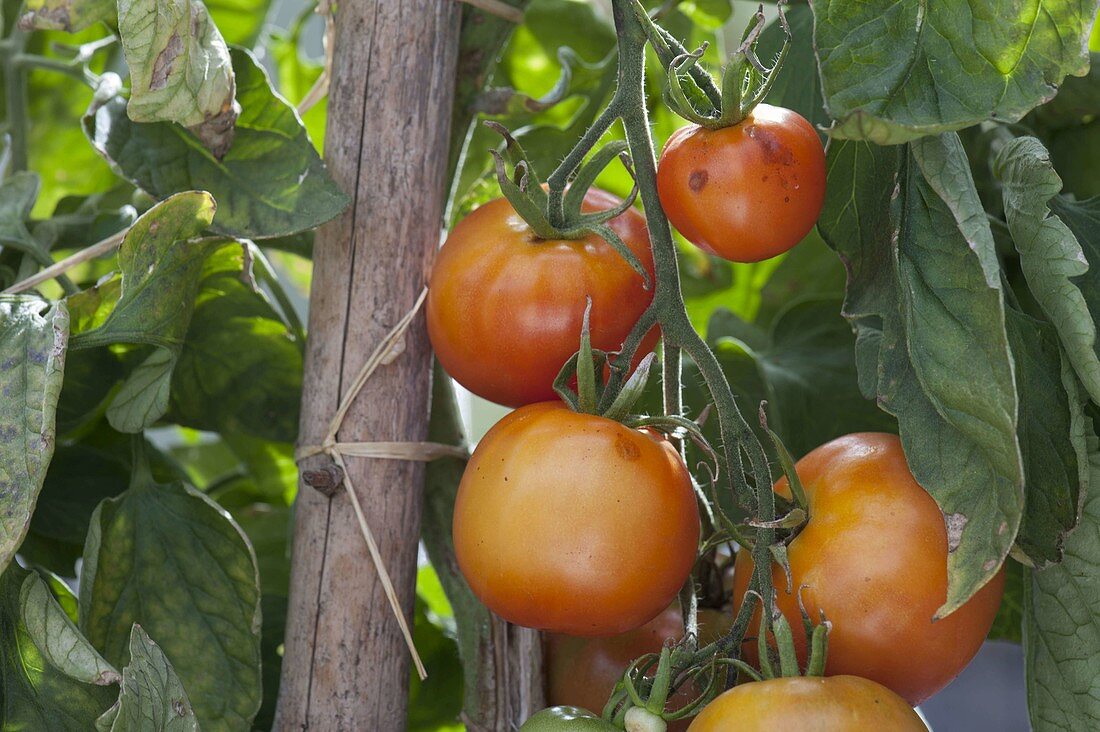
995,136,1100,405
80,451,262,731
118,0,237,156
0,563,115,730
96,625,199,732
820,135,1023,615
1025,446,1100,730
1007,308,1087,567
0,296,68,574
815,0,1097,142
84,50,349,239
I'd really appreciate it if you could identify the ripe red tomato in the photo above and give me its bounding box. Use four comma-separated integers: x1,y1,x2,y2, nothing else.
731,433,1005,705
656,105,826,263
427,188,657,407
453,403,700,636
687,676,927,731
547,606,731,731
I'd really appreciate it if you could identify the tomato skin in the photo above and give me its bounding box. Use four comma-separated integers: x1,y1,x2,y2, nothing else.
656,105,826,263
453,402,700,636
547,607,731,732
520,707,619,731
731,433,1006,705
427,188,657,408
687,676,927,731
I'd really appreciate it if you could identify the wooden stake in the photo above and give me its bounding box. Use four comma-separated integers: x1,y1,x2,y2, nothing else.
273,1,462,728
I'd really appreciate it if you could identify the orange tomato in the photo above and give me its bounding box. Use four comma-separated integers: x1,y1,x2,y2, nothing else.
546,607,730,731
687,675,927,731
657,105,826,262
427,189,657,407
453,403,700,636
731,433,1005,705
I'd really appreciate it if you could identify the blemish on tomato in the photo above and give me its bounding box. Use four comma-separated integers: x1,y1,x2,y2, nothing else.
748,125,795,165
616,437,640,461
688,169,709,192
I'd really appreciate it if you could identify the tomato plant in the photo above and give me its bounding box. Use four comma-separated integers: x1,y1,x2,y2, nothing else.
428,188,657,407
657,105,826,263
731,433,1006,705
7,0,1100,728
453,402,699,636
687,675,927,732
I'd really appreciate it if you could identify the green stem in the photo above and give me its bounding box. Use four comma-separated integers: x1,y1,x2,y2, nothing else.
546,101,619,226
13,53,96,85
2,30,29,175
609,0,776,679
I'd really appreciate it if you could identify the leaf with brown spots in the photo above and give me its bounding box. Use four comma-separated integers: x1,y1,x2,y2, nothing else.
118,0,237,156
0,296,68,576
18,0,114,33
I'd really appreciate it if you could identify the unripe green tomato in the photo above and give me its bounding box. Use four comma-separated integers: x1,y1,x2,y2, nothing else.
520,707,620,731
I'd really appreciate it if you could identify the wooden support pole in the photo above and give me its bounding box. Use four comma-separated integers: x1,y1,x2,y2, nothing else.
274,2,462,729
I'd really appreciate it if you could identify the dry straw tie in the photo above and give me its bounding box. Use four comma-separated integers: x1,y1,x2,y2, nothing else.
295,287,467,680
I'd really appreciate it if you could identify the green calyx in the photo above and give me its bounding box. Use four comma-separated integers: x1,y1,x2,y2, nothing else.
553,298,658,420
485,122,651,289
649,1,793,129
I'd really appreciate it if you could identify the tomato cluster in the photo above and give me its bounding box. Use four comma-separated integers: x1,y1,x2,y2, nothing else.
430,103,1000,729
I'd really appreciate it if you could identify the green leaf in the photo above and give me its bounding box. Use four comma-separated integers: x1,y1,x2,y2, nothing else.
1029,53,1100,131
1025,446,1100,730
20,27,118,218
26,430,183,575
989,557,1025,643
1007,308,1088,567
1048,120,1100,200
704,297,896,459
118,0,237,155
97,625,199,732
20,572,119,686
758,4,827,130
17,0,113,32
68,192,221,432
0,172,53,268
84,49,348,239
522,0,615,63
677,0,731,31
0,563,115,730
168,243,302,442
204,0,273,47
820,135,1024,615
0,296,68,575
814,0,1096,143
995,137,1100,405
407,594,464,732
80,457,262,731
